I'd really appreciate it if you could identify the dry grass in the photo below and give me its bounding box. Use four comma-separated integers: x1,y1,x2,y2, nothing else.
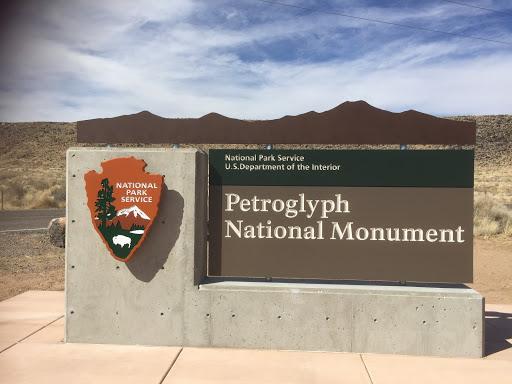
474,193,512,239
0,168,65,209
474,165,512,204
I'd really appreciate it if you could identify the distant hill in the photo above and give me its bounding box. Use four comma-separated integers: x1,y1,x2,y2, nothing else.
448,115,512,168
0,114,511,208
1,115,510,169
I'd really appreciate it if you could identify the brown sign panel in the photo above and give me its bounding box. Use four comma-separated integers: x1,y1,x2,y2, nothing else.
77,100,476,145
209,186,473,283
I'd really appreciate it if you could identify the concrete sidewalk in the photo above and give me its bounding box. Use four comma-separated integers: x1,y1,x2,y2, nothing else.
0,291,510,383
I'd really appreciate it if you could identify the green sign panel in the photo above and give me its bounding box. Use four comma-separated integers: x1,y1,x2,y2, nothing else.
209,149,474,187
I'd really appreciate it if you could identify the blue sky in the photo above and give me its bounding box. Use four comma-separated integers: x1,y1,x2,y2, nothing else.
0,0,511,122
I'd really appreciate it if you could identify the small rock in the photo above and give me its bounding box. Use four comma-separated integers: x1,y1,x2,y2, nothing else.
48,217,66,248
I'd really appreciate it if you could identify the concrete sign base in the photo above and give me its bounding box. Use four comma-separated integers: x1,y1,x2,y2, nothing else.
199,280,484,358
66,148,484,358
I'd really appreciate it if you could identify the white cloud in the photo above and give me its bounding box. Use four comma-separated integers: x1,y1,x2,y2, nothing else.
0,0,511,122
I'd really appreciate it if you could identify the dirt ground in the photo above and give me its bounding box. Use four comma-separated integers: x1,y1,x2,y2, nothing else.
0,232,511,303
0,232,65,301
469,237,512,304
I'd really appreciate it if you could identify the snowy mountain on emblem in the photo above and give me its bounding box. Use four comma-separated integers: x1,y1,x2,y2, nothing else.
117,205,150,220
111,205,151,229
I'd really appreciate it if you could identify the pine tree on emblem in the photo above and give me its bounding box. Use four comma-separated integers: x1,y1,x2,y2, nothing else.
95,178,117,228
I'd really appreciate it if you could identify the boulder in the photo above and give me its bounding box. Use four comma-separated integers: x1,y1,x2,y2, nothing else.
48,217,66,248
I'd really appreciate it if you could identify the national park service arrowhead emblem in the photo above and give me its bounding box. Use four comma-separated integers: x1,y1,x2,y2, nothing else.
84,157,163,262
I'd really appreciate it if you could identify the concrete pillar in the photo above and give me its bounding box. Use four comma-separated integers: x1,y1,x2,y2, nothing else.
66,148,207,345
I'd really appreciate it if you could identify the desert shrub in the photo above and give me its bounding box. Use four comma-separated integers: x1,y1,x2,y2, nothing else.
474,195,512,237
29,195,60,209
7,180,26,200
32,179,50,191
0,170,17,182
51,181,66,203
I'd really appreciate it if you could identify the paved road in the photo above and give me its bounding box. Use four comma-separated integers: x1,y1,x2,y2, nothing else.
0,209,65,232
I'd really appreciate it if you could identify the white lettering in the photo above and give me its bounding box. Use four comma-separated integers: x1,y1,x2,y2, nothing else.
335,194,350,213
356,227,369,240
439,229,454,243
306,199,319,218
402,228,425,242
225,220,242,238
320,199,335,219
272,199,285,212
370,228,384,241
331,222,354,240
456,226,465,243
240,198,251,212
225,193,240,212
426,229,438,242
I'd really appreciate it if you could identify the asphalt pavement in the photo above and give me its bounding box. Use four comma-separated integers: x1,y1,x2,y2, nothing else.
0,209,65,232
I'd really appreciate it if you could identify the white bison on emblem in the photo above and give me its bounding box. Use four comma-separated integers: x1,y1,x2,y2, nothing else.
112,235,132,248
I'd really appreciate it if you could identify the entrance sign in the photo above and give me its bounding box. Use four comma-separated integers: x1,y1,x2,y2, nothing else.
68,99,483,358
84,157,163,261
209,150,474,283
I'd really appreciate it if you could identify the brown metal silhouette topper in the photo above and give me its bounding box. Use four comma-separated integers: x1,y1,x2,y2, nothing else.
77,100,476,145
